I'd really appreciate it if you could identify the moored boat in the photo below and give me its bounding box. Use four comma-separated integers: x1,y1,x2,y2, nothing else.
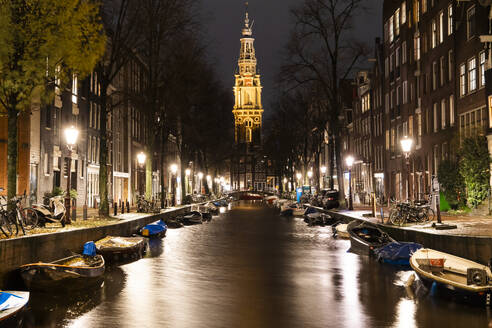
139,220,167,238
181,211,203,225
347,221,394,255
0,291,29,323
410,248,492,305
19,254,105,291
95,236,146,263
375,242,422,266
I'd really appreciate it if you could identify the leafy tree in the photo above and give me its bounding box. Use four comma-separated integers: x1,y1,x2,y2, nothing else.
0,0,105,201
459,136,491,208
437,159,465,209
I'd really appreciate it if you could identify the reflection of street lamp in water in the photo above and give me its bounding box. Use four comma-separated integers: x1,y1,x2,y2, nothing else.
198,172,203,194
64,126,79,224
345,155,354,210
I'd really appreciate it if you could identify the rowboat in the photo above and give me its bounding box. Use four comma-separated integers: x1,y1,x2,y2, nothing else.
332,223,349,239
19,254,105,291
347,221,394,255
95,236,146,264
139,220,167,238
0,291,29,323
410,248,492,305
181,211,202,225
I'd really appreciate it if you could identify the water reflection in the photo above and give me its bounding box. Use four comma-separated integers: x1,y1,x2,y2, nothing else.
19,201,492,327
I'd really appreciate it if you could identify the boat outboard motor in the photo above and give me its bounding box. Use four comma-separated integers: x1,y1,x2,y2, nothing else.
467,268,488,286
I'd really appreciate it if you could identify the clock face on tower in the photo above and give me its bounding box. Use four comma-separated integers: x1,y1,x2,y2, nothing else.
232,10,264,145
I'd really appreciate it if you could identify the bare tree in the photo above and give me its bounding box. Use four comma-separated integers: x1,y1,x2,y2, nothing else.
281,0,368,204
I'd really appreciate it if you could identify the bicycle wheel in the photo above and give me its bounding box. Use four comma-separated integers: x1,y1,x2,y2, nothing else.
389,209,401,225
426,207,435,222
0,214,12,238
21,207,39,230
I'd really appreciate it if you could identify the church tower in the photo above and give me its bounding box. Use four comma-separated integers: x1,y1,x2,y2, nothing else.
233,8,263,145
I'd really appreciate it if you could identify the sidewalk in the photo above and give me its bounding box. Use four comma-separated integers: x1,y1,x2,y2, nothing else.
332,205,492,237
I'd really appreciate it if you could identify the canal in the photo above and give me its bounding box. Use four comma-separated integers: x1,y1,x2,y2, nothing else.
19,201,492,327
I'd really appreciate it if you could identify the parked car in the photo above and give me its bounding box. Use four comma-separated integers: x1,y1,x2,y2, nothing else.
320,189,340,209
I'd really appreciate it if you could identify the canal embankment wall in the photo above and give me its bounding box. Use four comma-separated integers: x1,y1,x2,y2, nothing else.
328,210,492,265
0,207,189,288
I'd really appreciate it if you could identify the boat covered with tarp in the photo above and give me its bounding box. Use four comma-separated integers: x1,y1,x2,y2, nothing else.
19,248,105,291
95,236,146,263
0,291,29,323
410,248,492,305
374,241,422,266
139,220,167,238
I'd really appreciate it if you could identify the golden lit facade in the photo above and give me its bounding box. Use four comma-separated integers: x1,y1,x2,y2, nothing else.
233,10,263,145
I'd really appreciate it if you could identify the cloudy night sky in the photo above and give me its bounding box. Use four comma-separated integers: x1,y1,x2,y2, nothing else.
200,0,383,110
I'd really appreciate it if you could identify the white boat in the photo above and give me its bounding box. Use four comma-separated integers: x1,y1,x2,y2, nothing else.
280,202,305,216
410,248,492,305
0,291,29,323
335,223,349,238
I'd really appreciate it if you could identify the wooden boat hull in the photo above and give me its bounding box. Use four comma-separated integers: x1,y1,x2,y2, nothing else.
410,248,492,306
347,221,394,255
95,236,146,264
19,255,105,292
0,291,29,323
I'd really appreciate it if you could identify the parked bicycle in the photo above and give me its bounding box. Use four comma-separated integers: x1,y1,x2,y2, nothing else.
388,198,429,226
0,193,39,237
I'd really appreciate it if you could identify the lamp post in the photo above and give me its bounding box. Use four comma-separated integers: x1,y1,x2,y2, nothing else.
307,170,313,193
320,166,327,189
198,172,203,194
185,169,191,195
400,136,413,201
64,126,79,224
137,152,146,196
345,155,354,210
170,164,178,206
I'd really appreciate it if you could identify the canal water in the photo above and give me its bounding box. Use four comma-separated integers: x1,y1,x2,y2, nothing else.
18,201,492,327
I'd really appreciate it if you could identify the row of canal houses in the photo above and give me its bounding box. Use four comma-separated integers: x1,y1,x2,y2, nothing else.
336,0,492,204
0,52,181,209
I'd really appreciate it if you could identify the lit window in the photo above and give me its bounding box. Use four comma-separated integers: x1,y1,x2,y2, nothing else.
441,99,446,129
433,103,438,132
480,51,486,88
448,5,453,35
439,11,444,43
395,9,400,36
448,50,453,82
468,57,477,92
449,95,454,126
414,34,421,60
402,2,407,24
389,15,394,42
422,0,427,13
431,19,437,48
72,74,78,104
460,63,466,97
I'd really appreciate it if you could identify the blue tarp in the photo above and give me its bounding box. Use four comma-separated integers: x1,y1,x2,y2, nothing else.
375,242,423,265
140,221,167,237
83,241,97,256
0,292,24,311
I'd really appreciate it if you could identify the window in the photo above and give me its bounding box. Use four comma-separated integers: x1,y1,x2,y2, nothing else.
385,57,389,77
385,93,389,113
402,2,407,24
432,61,437,90
389,15,394,42
386,130,390,150
433,103,438,132
448,50,453,82
409,115,414,136
403,81,408,104
439,11,444,43
467,6,475,40
415,0,420,22
460,63,466,97
468,57,477,92
440,56,445,86
480,51,486,88
449,95,455,126
441,99,446,129
80,160,85,178
402,41,407,64
391,127,396,153
431,19,437,48
395,9,400,36
72,74,78,104
396,47,400,68
384,22,389,42
417,112,422,148
414,34,421,60
448,5,453,35
422,0,427,13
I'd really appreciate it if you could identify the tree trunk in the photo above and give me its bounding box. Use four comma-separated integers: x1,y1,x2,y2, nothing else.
98,85,109,216
334,134,346,207
7,106,18,202
328,136,334,190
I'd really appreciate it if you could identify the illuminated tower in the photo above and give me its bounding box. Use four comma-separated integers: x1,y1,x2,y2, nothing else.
233,8,263,145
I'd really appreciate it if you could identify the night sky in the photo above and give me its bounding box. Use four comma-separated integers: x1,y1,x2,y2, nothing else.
200,0,383,111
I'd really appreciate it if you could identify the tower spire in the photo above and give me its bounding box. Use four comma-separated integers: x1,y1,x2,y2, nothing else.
242,2,252,36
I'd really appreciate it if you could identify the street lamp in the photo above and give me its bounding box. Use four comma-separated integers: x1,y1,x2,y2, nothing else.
400,136,413,201
198,172,203,194
137,152,146,166
170,164,178,206
345,155,354,210
64,126,79,224
185,169,191,195
136,152,146,196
